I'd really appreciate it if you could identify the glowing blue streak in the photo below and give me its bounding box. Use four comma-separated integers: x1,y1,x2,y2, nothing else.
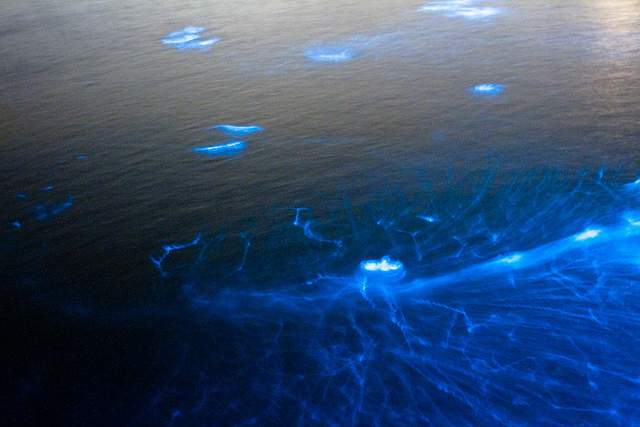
192,141,246,155
303,221,343,248
404,220,639,292
305,47,355,63
419,1,503,19
417,214,439,223
574,228,602,241
150,233,202,276
209,124,264,136
175,38,220,50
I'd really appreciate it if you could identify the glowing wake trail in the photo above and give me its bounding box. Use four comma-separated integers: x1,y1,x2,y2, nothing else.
403,217,640,292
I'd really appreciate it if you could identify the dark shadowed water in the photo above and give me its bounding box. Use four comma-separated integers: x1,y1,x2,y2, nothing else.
2,1,640,426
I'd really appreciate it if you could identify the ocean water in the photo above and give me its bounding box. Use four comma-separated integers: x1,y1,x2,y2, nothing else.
2,0,640,425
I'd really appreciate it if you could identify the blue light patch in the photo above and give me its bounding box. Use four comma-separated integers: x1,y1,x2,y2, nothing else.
175,38,220,50
162,27,220,51
470,83,505,95
192,141,246,156
305,47,355,63
574,228,602,242
419,1,503,19
497,253,523,264
417,214,439,223
209,124,264,136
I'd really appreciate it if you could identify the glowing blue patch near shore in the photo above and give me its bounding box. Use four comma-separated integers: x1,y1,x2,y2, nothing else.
575,228,602,241
209,124,264,136
10,221,22,229
16,193,27,200
305,47,355,63
192,141,246,155
471,83,505,95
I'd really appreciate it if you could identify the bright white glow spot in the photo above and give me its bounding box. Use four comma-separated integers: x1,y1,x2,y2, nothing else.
575,229,602,242
360,256,404,273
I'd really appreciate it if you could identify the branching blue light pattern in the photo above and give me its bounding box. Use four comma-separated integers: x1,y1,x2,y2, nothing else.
150,233,202,277
140,172,640,426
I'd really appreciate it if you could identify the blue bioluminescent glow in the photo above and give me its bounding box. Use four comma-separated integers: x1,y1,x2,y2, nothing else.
574,228,602,241
305,47,355,63
34,195,74,221
209,124,264,136
63,172,639,426
162,27,220,51
10,221,22,229
359,256,406,285
16,193,27,200
497,253,523,264
417,214,439,223
150,233,202,276
175,38,220,50
471,83,505,95
162,34,200,45
419,1,503,19
360,256,404,273
76,155,88,161
192,141,246,155
41,185,54,192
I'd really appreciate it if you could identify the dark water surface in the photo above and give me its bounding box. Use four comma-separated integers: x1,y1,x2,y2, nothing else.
2,1,640,426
